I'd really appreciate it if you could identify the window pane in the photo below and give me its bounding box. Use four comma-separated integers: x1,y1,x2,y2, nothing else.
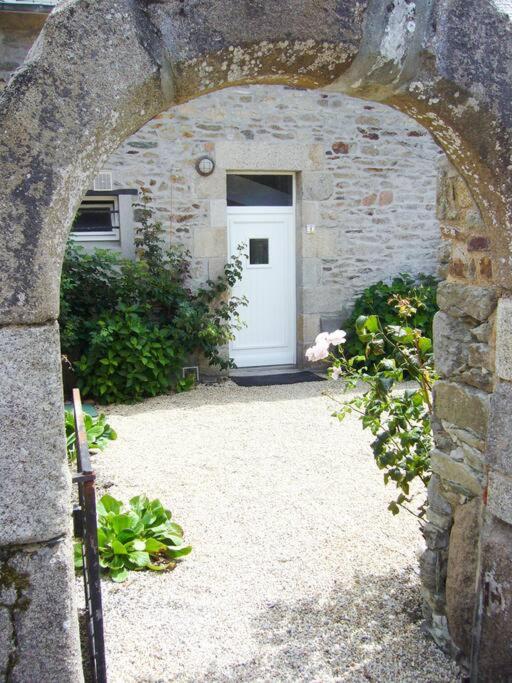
73,201,114,233
249,238,269,265
227,174,293,207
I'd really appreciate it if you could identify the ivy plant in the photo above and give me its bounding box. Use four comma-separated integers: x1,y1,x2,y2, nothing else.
74,494,192,582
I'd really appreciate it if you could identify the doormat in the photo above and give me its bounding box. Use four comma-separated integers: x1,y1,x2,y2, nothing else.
230,371,325,387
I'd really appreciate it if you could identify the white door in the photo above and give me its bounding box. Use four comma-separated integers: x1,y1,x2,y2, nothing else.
228,206,296,367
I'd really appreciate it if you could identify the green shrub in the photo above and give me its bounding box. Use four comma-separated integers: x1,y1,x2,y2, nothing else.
343,274,438,372
60,188,247,403
65,409,117,461
60,246,122,352
74,305,187,404
74,494,192,582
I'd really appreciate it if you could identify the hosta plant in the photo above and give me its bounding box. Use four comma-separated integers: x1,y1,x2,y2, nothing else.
74,494,191,582
65,409,117,461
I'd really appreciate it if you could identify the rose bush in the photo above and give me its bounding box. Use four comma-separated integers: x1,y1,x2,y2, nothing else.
308,297,436,518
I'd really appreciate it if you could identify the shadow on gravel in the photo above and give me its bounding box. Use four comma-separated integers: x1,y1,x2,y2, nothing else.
196,568,459,683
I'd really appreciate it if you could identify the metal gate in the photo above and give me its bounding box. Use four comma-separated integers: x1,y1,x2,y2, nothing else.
71,388,107,683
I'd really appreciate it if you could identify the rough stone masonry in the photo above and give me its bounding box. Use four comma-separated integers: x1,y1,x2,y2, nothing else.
0,0,512,680
104,84,442,362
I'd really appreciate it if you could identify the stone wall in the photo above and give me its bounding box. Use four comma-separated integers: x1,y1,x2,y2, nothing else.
422,160,509,675
1,1,512,678
103,84,442,362
0,13,47,89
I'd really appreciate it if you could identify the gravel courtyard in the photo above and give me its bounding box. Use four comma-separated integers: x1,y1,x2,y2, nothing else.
87,380,460,682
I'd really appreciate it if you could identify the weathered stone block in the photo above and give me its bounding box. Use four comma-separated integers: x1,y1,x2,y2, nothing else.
301,172,333,201
468,343,494,372
216,141,325,172
420,548,447,594
445,497,481,656
423,522,450,550
301,200,319,226
193,227,227,258
487,381,512,476
431,449,483,496
301,228,337,259
301,258,321,287
428,474,454,517
477,515,512,681
320,314,344,334
297,313,320,344
487,471,512,526
0,324,71,545
302,287,344,314
443,422,486,453
437,281,497,322
495,298,512,381
434,381,490,439
459,367,494,393
433,311,472,377
0,539,82,682
195,169,226,199
0,607,12,680
431,415,456,453
209,198,227,228
471,319,493,343
461,442,486,473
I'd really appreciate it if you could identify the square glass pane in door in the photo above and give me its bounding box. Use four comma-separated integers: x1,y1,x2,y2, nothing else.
249,238,269,265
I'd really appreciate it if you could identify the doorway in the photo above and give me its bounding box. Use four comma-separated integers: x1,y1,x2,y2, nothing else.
227,173,296,368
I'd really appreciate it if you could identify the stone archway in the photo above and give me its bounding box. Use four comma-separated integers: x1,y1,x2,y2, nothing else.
0,1,511,679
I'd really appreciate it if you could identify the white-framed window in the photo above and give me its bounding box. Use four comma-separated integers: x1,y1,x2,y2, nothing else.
71,196,120,242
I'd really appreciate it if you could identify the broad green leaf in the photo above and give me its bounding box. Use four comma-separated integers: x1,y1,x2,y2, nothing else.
111,567,129,583
418,337,432,353
166,545,192,559
128,551,150,567
98,494,123,516
73,542,84,569
145,538,168,553
365,315,379,332
111,513,136,536
111,539,128,555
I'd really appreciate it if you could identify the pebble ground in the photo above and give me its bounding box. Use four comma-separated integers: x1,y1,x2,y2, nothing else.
84,380,460,682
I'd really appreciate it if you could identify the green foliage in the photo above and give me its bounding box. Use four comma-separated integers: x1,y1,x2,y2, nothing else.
75,305,185,404
60,188,247,403
343,274,438,372
60,246,122,352
65,409,117,461
74,494,191,582
328,301,437,518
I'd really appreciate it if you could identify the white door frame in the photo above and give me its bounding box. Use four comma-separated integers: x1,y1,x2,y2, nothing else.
227,171,297,368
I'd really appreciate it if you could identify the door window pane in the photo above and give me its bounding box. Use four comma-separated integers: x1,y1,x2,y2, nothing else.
227,174,293,206
249,238,269,265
